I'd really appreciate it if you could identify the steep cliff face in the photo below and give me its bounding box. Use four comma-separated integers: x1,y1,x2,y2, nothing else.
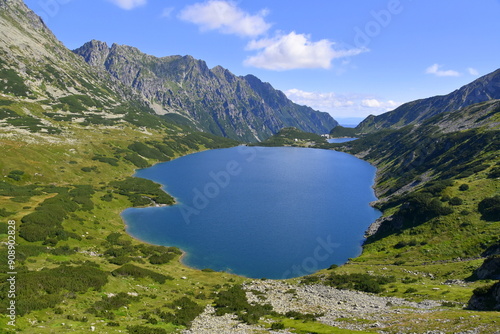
357,69,500,133
74,41,338,142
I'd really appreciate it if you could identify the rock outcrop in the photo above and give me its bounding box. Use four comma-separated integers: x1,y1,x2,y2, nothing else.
473,256,500,280
468,281,500,311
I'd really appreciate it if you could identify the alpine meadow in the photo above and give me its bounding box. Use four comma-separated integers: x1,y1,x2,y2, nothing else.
0,1,499,333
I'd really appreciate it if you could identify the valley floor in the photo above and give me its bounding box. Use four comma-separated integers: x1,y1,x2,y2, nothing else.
0,102,498,333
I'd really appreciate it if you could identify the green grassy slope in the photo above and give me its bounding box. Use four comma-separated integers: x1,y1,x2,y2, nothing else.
0,90,245,333
308,100,499,307
256,126,328,147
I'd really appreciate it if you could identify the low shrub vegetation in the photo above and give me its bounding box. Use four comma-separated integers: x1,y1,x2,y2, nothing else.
159,296,204,327
478,195,500,221
110,177,174,207
214,285,275,324
111,264,174,283
0,264,108,316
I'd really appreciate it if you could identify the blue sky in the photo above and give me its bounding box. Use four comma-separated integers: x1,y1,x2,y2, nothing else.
24,0,500,123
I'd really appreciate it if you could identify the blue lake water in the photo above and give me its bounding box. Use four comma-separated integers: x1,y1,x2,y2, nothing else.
123,146,380,279
328,138,358,143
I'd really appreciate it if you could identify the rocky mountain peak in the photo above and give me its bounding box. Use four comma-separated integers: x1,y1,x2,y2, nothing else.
109,43,146,57
73,40,110,67
74,40,337,141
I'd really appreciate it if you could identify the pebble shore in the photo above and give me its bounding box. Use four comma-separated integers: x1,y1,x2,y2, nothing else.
182,280,495,334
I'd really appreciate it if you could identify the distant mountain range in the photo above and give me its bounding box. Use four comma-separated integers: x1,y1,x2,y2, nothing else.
73,41,337,142
0,0,336,142
357,68,500,133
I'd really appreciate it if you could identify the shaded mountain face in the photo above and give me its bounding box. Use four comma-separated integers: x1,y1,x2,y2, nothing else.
347,99,500,199
74,41,338,142
357,68,500,133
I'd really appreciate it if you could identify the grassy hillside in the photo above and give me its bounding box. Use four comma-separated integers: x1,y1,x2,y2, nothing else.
329,125,358,138
2,94,498,333
0,92,246,333
256,127,327,147
304,101,500,318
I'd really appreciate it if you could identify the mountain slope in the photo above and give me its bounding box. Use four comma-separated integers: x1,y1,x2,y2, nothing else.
334,96,500,259
73,40,337,142
313,95,500,315
0,0,179,136
1,0,116,102
348,100,499,197
357,68,500,133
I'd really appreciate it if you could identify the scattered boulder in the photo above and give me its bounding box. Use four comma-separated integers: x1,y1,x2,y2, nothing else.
473,256,500,280
468,281,500,311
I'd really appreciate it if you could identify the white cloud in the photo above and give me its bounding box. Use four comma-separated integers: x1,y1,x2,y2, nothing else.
244,32,367,70
286,89,355,109
161,7,174,18
387,100,399,109
178,0,271,37
361,99,381,108
468,67,479,76
425,64,461,77
362,99,399,110
107,0,147,10
284,89,401,118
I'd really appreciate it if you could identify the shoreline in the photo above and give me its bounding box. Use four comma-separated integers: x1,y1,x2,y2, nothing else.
122,218,200,272
122,207,252,278
119,145,245,276
124,220,252,279
120,143,383,280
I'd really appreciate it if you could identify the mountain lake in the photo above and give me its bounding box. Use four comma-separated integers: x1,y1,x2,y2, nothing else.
122,145,381,279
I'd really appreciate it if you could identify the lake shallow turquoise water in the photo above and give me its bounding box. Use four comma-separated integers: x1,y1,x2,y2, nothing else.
123,146,380,279
328,138,358,143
